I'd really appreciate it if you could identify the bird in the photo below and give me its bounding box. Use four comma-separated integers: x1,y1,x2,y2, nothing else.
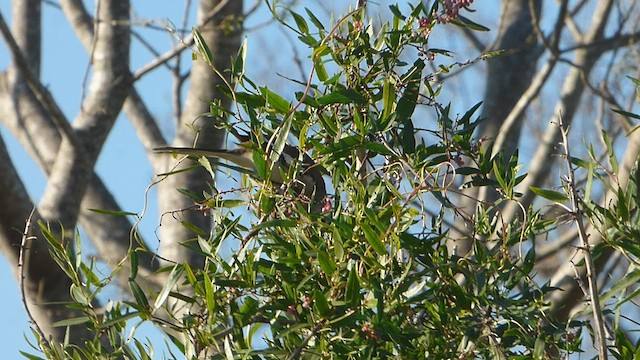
154,133,329,213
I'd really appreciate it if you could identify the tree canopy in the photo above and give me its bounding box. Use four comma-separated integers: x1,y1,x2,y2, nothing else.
1,1,640,359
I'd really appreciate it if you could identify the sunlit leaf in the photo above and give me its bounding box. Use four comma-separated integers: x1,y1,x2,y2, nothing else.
529,186,569,202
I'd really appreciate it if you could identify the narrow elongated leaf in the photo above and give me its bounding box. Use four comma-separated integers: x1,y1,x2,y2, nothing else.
289,10,309,34
529,186,569,202
70,284,91,306
192,28,213,65
203,271,216,315
317,250,336,275
612,108,640,120
153,265,184,312
361,223,387,255
316,89,366,105
88,208,137,216
314,289,330,316
260,87,291,113
601,130,618,174
450,15,490,31
346,269,361,307
305,8,325,31
314,56,328,82
397,60,424,120
51,316,91,327
129,279,149,309
130,249,139,279
269,113,293,171
381,79,396,122
19,352,44,360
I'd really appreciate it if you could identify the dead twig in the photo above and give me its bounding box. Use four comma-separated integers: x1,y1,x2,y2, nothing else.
557,115,608,359
18,208,50,349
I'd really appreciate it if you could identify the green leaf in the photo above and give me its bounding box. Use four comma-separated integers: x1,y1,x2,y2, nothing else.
289,10,309,34
627,75,640,88
51,316,91,327
533,336,546,359
319,135,362,155
79,263,100,285
316,89,366,105
602,269,640,306
19,351,45,360
251,219,298,231
70,284,91,306
253,148,268,180
232,38,247,81
314,55,328,82
153,264,184,312
397,60,424,119
389,5,405,20
361,223,387,255
260,86,291,113
450,15,490,31
346,269,361,307
402,120,416,154
268,112,293,172
130,249,139,279
203,271,216,315
601,130,619,174
493,159,507,191
192,28,213,65
314,290,330,316
529,186,569,202
176,188,204,202
363,141,393,156
317,250,336,275
305,8,325,31
235,91,265,107
612,108,640,120
98,311,141,329
129,279,150,310
88,208,137,216
198,156,216,179
381,79,396,124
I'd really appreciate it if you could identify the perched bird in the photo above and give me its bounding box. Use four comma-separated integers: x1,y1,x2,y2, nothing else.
154,133,329,213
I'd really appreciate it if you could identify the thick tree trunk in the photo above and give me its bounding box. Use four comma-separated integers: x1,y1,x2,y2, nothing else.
0,0,132,345
158,0,244,266
449,0,542,256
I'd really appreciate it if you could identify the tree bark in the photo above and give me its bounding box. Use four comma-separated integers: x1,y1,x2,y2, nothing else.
449,0,542,256
158,0,244,266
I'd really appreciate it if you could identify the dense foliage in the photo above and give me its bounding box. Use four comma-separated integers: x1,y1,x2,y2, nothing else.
22,2,640,359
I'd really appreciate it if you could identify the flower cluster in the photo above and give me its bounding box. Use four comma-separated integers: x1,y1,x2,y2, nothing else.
417,15,434,36
417,0,474,37
437,0,474,24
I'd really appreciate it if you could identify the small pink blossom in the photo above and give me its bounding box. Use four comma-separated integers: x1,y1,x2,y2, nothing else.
435,0,474,24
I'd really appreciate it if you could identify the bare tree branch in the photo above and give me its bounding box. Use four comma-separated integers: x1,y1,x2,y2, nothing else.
38,0,132,233
0,131,91,344
501,0,616,226
132,0,233,81
450,0,542,255
0,11,76,145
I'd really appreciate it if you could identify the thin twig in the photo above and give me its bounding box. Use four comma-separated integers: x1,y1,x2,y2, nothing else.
286,322,324,360
558,116,608,359
18,208,50,348
132,0,231,80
